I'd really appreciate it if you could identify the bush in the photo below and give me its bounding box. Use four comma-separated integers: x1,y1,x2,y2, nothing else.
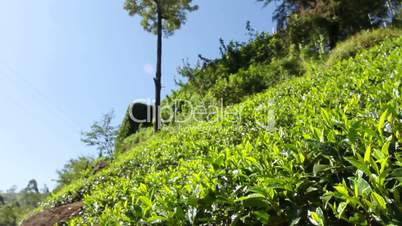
327,27,402,65
177,32,287,96
0,182,48,225
54,156,94,190
0,205,18,226
210,56,304,105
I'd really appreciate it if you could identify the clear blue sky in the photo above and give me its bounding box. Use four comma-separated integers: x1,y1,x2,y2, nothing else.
0,0,275,191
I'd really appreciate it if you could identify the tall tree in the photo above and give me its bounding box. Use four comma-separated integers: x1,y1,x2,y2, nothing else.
24,179,39,193
124,0,198,132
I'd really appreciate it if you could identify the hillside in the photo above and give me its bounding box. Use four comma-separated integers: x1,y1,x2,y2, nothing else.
23,34,402,225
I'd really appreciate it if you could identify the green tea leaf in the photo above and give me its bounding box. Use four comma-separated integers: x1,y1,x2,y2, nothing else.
345,157,371,176
364,144,371,163
337,202,348,218
378,110,388,133
334,183,349,196
139,196,153,209
381,140,390,156
371,192,386,209
253,210,270,224
236,193,265,202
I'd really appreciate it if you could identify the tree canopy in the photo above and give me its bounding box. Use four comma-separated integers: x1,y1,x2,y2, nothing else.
55,156,94,189
81,111,118,157
124,0,198,36
259,0,397,48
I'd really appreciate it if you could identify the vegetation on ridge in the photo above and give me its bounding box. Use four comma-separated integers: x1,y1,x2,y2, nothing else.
0,180,48,226
38,36,402,225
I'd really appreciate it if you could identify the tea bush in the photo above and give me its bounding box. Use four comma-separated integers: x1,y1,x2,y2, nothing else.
327,27,402,65
210,56,304,105
36,37,402,225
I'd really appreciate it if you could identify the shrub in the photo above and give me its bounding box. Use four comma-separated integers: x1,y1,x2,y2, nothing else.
0,182,48,225
0,205,18,226
327,27,402,65
54,156,94,190
210,56,304,105
177,32,287,96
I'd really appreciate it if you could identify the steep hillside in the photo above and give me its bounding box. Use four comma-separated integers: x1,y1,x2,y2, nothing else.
31,36,402,225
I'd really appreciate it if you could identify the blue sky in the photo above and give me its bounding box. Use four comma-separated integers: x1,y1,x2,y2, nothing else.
0,0,275,191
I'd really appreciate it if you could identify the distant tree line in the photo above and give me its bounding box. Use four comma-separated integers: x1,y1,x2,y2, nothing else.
0,180,48,226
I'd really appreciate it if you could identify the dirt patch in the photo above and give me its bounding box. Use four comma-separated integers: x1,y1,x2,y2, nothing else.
21,202,83,226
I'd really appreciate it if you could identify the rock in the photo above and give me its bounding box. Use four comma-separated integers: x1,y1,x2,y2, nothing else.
21,202,83,226
93,161,108,174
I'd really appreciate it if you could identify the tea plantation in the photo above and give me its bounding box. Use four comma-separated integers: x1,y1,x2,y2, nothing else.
39,36,402,225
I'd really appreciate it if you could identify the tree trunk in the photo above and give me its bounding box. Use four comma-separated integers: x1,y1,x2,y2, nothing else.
154,4,162,132
328,22,339,49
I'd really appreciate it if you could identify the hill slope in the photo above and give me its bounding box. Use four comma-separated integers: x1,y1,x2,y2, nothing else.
34,36,402,225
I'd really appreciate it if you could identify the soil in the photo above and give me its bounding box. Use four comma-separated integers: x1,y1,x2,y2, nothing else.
21,202,83,226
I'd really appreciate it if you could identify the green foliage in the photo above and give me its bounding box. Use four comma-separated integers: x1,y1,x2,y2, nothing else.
168,31,294,115
259,0,395,49
210,56,304,105
0,205,18,226
118,127,154,153
327,27,402,65
0,181,48,225
39,37,402,225
55,156,94,191
81,111,118,157
124,0,198,36
178,32,288,96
